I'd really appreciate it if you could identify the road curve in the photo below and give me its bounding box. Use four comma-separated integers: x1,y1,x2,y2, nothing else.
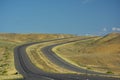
41,41,104,75
14,38,119,80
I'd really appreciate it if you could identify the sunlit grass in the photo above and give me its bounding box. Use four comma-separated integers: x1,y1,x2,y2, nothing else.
26,37,95,74
0,33,73,79
52,33,120,76
0,41,18,75
1,33,119,79
0,75,23,80
0,41,23,80
26,38,80,73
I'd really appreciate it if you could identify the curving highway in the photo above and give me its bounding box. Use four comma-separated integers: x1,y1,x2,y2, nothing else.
14,38,119,80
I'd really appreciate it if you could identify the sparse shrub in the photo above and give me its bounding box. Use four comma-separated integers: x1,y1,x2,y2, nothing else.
87,67,91,69
106,71,113,74
2,70,7,74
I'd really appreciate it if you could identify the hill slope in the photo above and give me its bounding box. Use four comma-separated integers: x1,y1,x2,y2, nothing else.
54,33,120,75
0,33,73,79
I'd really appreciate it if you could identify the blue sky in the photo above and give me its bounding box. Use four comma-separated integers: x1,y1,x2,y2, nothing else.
0,0,120,35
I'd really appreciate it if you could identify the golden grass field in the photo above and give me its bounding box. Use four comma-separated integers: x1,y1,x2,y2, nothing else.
0,33,120,79
26,40,76,73
0,33,72,80
26,36,92,74
53,33,120,75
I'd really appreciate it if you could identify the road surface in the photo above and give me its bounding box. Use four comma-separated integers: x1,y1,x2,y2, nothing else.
14,38,119,80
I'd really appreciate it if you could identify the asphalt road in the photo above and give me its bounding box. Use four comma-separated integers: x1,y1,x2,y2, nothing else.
14,38,120,80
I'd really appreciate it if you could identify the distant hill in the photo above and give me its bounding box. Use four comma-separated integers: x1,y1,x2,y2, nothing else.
94,32,120,44
89,32,120,54
0,33,74,43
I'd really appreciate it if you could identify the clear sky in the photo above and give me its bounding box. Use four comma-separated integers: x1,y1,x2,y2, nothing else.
0,0,120,35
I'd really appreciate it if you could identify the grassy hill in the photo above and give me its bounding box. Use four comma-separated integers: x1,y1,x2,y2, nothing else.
0,32,119,79
94,32,120,44
0,33,73,79
53,32,120,75
0,33,74,43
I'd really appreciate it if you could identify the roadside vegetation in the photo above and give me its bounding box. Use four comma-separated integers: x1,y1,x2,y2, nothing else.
0,32,119,79
26,37,84,74
0,40,23,80
26,43,75,73
53,33,120,76
0,33,72,80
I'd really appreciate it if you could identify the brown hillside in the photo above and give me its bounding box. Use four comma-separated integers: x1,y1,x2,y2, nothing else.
94,32,120,44
88,32,120,54
0,33,73,43
0,33,73,77
54,32,120,75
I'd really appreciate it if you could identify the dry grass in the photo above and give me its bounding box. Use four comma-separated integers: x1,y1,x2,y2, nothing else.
0,40,22,80
0,75,23,80
26,38,82,73
53,33,120,76
0,41,18,75
26,36,94,74
0,33,73,79
0,33,74,43
1,32,119,79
